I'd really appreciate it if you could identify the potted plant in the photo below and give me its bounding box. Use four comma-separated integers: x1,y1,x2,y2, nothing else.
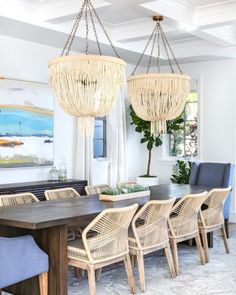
130,106,184,186
171,160,192,184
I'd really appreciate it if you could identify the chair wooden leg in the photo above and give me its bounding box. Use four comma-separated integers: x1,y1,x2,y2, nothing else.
87,265,96,295
130,254,135,268
225,219,229,238
124,254,136,294
39,272,48,295
221,225,230,253
201,229,209,263
95,268,102,282
136,250,145,292
74,267,85,277
195,233,205,265
170,239,179,276
164,243,176,278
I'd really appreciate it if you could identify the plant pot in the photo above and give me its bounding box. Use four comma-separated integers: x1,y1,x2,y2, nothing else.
99,190,150,202
136,176,159,187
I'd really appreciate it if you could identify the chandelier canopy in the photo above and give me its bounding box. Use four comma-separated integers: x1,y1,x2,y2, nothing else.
48,0,126,135
128,15,190,136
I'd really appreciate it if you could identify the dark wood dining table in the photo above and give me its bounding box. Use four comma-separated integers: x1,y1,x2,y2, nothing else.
0,183,212,295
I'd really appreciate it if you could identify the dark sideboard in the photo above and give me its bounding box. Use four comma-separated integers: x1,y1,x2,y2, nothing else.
0,179,87,201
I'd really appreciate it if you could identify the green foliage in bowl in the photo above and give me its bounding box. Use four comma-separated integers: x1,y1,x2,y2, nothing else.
102,184,148,195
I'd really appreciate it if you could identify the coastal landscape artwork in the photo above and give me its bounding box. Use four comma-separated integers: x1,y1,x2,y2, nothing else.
0,78,53,168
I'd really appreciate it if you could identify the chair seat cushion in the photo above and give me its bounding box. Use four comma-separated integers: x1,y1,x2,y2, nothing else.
0,235,48,289
68,239,88,262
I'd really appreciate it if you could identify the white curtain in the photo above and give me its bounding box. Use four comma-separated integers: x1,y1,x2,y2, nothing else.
107,87,128,186
73,119,93,184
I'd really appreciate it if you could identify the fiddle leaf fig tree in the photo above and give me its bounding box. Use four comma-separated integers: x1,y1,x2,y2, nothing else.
130,105,184,177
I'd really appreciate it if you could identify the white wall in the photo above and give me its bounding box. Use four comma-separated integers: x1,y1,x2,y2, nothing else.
0,35,75,183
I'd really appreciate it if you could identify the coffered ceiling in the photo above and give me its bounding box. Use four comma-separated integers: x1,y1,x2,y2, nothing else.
0,0,235,65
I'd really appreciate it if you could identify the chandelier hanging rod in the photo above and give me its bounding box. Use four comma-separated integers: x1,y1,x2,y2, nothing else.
131,15,183,76
61,0,120,58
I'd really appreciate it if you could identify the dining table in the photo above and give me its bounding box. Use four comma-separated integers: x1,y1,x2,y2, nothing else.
0,183,213,295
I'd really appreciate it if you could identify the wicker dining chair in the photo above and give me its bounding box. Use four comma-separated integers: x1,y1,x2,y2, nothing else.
129,199,176,292
168,191,208,275
199,187,231,263
44,187,81,241
85,184,110,195
68,204,138,295
44,187,80,200
0,192,39,207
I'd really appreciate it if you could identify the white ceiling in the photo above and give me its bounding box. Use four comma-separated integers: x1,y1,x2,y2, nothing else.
0,0,236,65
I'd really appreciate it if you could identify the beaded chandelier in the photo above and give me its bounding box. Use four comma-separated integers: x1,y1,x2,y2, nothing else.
128,16,190,136
48,0,126,135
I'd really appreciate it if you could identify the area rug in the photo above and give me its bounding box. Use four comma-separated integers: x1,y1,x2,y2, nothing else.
68,226,236,295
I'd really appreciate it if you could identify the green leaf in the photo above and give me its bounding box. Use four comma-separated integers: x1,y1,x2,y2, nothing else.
141,138,148,143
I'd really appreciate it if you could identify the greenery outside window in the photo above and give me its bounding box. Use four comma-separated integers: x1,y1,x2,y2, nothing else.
93,117,106,158
169,91,198,157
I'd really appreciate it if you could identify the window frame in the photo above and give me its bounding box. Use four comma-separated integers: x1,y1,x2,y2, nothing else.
168,79,200,160
93,116,107,158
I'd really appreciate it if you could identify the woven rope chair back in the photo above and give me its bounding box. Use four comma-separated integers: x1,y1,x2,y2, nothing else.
44,187,80,200
132,199,175,250
82,204,138,264
85,184,110,195
169,192,208,237
200,187,231,227
0,193,39,207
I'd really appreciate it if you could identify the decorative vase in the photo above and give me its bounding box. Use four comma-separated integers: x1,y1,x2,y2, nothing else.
48,166,59,182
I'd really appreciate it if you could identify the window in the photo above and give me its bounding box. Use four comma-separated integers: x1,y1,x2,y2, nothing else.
169,91,198,157
93,117,106,158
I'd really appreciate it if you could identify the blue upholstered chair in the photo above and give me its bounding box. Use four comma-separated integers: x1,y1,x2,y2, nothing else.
189,162,235,236
0,235,49,295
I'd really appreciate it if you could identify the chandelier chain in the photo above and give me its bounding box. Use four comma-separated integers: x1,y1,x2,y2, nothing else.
159,23,174,73
147,25,158,74
89,6,102,55
160,26,183,74
156,27,161,73
132,18,184,75
64,0,86,55
62,0,87,56
131,25,157,76
89,0,120,58
61,0,120,58
85,2,89,54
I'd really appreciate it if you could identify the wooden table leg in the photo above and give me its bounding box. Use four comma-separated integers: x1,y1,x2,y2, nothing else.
0,224,68,295
37,225,68,295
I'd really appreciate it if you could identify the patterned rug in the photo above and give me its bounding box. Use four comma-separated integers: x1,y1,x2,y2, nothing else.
68,226,236,295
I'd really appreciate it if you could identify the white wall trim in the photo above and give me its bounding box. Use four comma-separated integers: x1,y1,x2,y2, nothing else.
229,212,236,223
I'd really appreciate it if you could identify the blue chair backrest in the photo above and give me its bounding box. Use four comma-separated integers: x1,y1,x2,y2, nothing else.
189,162,235,219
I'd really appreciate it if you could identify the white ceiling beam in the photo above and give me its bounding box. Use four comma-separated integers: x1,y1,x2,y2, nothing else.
195,1,236,29
140,0,195,29
192,30,235,47
112,18,175,42
40,0,111,23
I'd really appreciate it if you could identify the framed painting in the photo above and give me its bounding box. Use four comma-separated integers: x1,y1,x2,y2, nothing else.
0,78,53,168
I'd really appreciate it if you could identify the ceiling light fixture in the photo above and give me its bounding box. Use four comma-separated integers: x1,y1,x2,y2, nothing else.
128,15,190,136
48,0,126,136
